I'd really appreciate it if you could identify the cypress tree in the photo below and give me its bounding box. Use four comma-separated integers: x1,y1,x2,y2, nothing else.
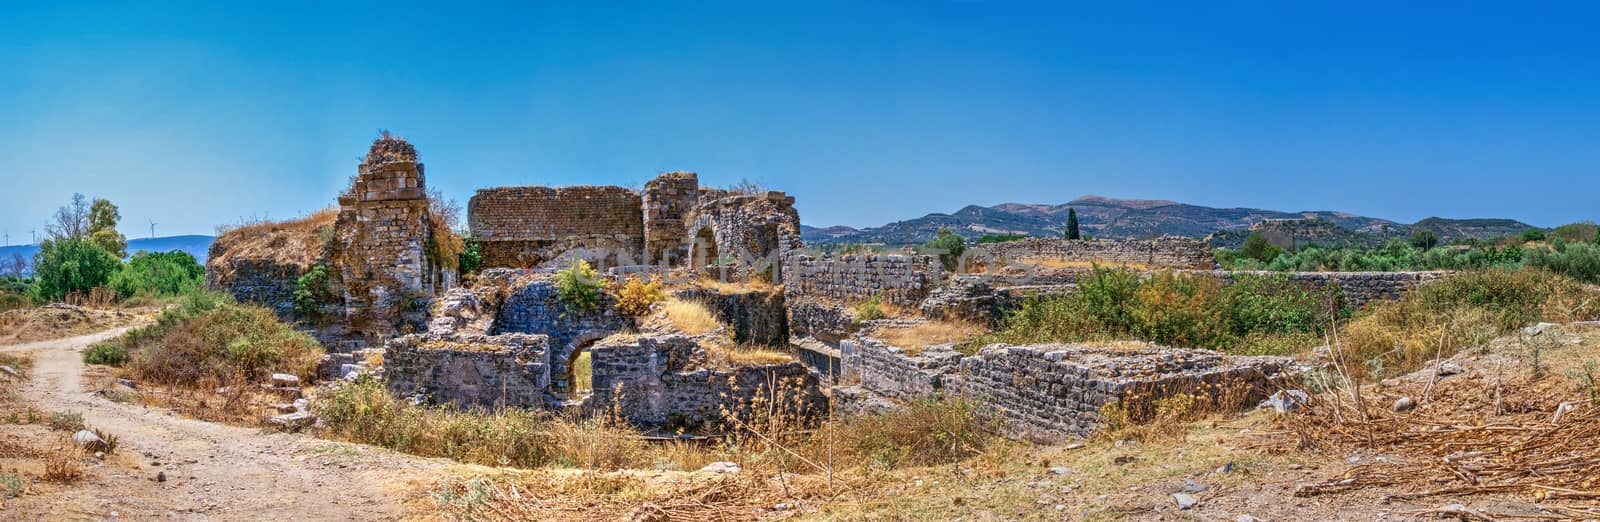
1065,208,1081,240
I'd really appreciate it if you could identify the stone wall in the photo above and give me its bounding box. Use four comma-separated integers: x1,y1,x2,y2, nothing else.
673,287,788,346
488,274,634,396
1193,270,1446,309
974,237,1217,270
469,186,645,268
950,344,1292,442
841,327,1294,441
785,299,859,345
207,259,304,318
781,252,942,307
588,334,827,428
689,192,803,281
642,172,699,264
384,332,551,410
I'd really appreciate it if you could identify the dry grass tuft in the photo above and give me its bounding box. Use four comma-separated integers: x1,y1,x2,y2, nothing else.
662,298,721,335
40,446,84,483
703,343,794,367
873,320,986,354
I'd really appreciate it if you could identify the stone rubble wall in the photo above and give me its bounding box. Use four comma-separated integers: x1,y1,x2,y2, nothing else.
383,332,552,410
949,344,1292,442
207,259,305,318
781,252,943,307
673,287,789,346
973,237,1218,270
842,328,1294,441
689,192,804,281
588,334,826,428
488,274,634,395
642,172,700,264
785,299,859,345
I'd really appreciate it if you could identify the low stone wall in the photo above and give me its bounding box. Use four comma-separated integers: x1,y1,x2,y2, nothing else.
674,287,788,346
786,299,859,345
384,332,552,410
1192,270,1446,309
781,252,942,307
589,334,827,428
974,237,1217,270
843,329,1295,441
840,334,962,400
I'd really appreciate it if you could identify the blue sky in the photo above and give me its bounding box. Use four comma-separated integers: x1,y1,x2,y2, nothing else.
3,1,1598,241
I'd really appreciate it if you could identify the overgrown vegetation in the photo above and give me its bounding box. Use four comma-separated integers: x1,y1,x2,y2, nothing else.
88,290,324,384
315,376,565,468
553,260,602,315
1338,269,1600,379
293,265,334,319
1219,227,1600,284
612,275,664,317
425,190,467,275
108,250,204,300
980,267,1341,356
661,298,721,335
853,293,888,321
920,228,968,271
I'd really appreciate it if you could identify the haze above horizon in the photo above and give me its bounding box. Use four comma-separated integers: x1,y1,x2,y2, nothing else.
4,1,1599,240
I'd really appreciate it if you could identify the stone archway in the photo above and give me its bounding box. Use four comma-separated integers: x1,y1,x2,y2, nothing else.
554,330,613,399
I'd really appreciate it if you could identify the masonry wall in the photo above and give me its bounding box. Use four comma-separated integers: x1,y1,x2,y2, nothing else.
588,334,827,428
785,299,860,345
975,237,1218,270
642,172,699,264
674,287,788,346
384,332,552,410
839,334,961,399
782,253,942,307
690,192,804,281
489,275,634,395
469,186,645,268
207,260,304,318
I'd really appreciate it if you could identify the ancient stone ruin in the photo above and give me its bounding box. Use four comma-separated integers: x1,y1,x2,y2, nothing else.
208,135,1446,439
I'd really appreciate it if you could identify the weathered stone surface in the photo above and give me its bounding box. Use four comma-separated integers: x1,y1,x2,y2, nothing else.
268,411,317,432
673,287,788,346
384,332,552,410
488,273,634,396
782,252,942,307
588,334,827,428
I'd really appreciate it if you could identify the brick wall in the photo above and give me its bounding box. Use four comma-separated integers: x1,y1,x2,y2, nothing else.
469,186,644,268
781,252,942,307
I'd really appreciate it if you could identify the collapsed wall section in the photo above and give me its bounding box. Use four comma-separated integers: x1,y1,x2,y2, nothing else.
781,253,942,307
468,186,645,268
588,334,827,428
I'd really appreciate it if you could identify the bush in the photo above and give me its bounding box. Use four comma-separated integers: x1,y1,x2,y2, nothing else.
1240,232,1282,263
984,267,1337,355
920,228,967,272
457,235,482,276
554,260,602,315
293,265,333,318
1521,228,1548,242
108,250,203,300
1525,241,1600,284
854,293,887,321
1339,269,1600,380
106,290,324,385
31,237,121,301
612,275,664,317
83,342,127,366
976,234,1026,244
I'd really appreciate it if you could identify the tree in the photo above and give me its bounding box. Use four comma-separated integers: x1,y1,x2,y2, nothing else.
32,236,122,301
1065,208,1081,240
108,250,203,299
48,193,92,240
922,228,967,271
1409,230,1439,250
1240,232,1283,263
4,252,24,278
88,198,127,258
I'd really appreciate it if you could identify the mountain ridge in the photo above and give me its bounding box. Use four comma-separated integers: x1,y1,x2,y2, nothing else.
801,195,1536,246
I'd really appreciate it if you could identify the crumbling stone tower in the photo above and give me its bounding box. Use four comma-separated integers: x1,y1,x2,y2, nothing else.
642,171,699,264
329,134,436,347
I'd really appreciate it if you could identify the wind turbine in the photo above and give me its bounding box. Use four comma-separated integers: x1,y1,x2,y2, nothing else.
149,219,158,240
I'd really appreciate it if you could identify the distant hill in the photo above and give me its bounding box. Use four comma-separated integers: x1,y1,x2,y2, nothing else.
0,235,215,274
801,195,1538,247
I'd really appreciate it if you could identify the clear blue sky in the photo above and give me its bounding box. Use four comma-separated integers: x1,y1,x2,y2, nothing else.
4,1,1598,241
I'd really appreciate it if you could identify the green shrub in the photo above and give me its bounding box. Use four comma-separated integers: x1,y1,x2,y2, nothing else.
554,260,601,315
31,237,121,301
854,293,887,321
920,228,967,272
82,342,127,366
293,265,333,318
976,234,1026,244
1521,228,1548,242
1525,241,1600,284
108,250,203,300
1240,233,1282,263
457,235,482,275
106,290,324,385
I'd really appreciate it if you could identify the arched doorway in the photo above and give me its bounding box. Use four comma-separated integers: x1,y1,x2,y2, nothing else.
693,227,719,271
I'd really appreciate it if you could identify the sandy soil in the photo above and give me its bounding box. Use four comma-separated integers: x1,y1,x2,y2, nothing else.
0,328,448,521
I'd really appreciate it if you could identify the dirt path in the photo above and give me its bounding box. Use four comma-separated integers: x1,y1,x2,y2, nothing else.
1,329,448,521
